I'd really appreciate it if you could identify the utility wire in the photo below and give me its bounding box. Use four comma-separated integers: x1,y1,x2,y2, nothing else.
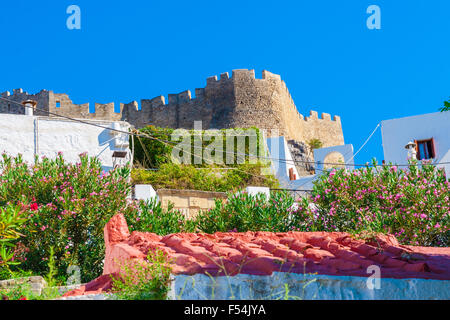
345,123,380,164
2,96,449,168
0,97,277,182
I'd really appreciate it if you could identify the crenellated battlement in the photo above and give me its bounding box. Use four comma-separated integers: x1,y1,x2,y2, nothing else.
303,110,340,122
0,69,345,147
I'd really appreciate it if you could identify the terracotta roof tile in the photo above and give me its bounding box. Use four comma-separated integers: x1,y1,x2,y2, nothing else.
104,214,450,280
64,214,450,297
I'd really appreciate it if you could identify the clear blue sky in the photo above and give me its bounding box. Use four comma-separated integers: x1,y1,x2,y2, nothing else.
1,0,449,164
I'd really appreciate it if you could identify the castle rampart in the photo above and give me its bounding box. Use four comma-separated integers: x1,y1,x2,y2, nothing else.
0,69,344,147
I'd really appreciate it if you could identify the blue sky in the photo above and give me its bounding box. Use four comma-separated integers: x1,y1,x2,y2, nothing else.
1,0,449,164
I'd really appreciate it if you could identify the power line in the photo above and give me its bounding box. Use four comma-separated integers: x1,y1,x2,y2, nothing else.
135,127,450,169
1,98,278,182
345,123,380,164
2,96,449,168
0,99,276,184
0,96,315,169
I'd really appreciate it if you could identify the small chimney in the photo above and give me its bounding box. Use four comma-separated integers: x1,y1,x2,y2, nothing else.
21,100,37,116
289,167,295,180
404,141,417,160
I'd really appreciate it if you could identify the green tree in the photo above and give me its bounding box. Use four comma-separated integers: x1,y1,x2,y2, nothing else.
307,138,323,150
439,99,450,112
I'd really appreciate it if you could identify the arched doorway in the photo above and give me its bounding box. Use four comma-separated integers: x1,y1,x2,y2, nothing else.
323,151,345,170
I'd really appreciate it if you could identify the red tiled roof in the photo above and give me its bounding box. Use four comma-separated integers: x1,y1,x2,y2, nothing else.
124,230,450,279
64,214,450,297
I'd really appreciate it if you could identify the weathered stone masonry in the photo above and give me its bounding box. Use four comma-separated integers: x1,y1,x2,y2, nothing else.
0,69,344,147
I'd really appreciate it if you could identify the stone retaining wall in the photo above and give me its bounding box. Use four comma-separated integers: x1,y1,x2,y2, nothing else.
0,276,47,295
157,188,227,219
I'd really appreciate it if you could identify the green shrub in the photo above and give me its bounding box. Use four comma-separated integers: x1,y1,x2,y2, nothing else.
0,248,61,300
0,268,33,282
132,125,279,193
195,191,296,233
307,138,323,151
292,160,450,246
110,249,172,300
133,126,267,168
0,152,132,283
0,204,27,273
125,199,197,235
131,163,278,192
133,126,174,168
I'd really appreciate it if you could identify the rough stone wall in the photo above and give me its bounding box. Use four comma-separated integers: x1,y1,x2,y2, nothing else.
286,139,315,176
49,92,121,121
0,89,50,116
0,276,47,296
0,69,344,147
157,188,227,219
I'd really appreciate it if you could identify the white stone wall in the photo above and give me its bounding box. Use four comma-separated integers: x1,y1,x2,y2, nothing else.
314,144,354,171
0,114,131,171
266,136,299,182
170,272,450,300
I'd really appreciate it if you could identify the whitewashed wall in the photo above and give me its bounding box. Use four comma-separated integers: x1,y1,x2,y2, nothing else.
0,114,131,171
266,136,300,186
381,111,450,177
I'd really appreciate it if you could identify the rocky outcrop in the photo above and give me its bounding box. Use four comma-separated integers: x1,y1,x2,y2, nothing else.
286,139,315,176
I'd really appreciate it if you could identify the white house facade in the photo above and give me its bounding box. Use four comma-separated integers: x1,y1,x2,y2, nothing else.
381,111,450,178
266,135,354,190
0,113,132,171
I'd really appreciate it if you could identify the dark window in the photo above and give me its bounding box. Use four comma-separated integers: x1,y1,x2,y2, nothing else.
416,139,436,160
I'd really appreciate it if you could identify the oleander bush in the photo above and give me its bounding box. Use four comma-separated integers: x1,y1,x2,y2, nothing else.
0,152,205,283
124,198,197,235
0,205,27,273
195,191,297,233
0,152,132,283
1,151,449,291
110,249,172,300
291,160,450,246
194,160,449,246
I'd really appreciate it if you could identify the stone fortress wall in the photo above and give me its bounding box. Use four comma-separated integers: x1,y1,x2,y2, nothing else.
0,69,344,148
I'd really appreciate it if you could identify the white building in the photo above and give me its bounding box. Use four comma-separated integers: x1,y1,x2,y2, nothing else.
0,113,132,171
266,136,300,183
266,135,354,190
381,111,450,178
